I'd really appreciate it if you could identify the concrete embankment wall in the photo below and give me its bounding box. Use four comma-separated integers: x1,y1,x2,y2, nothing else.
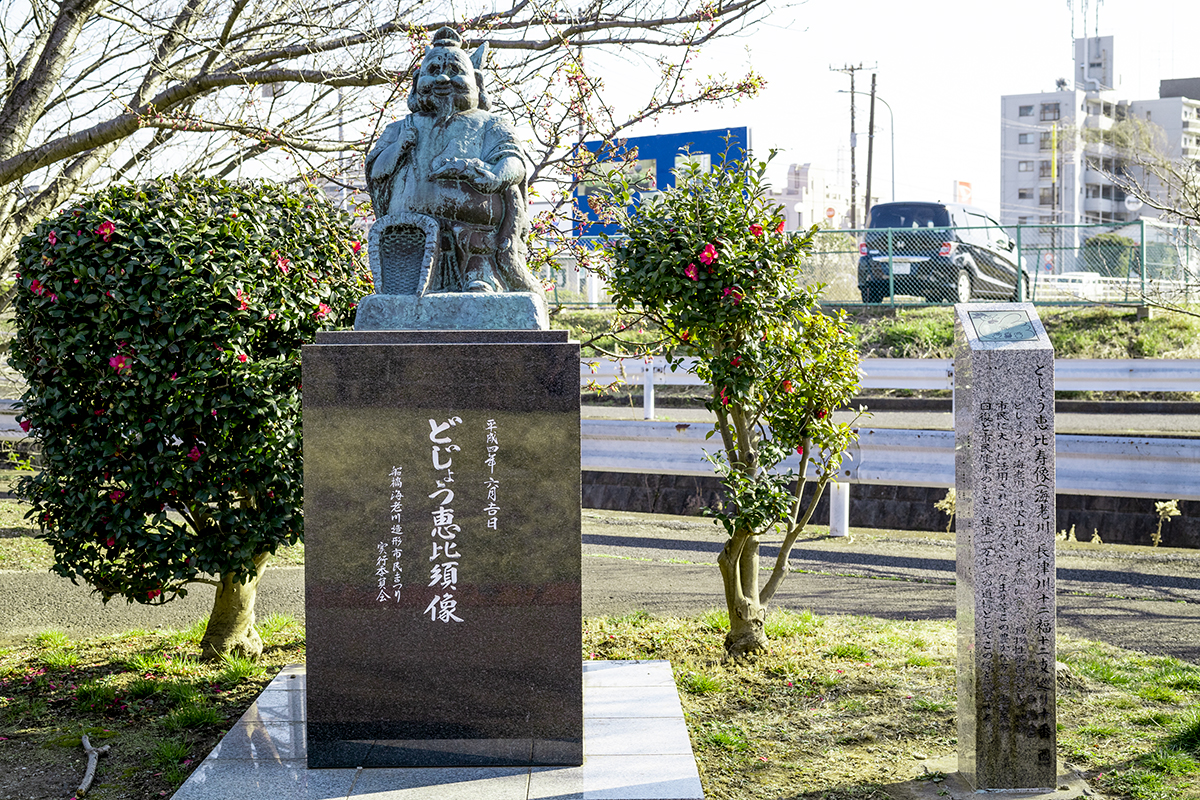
583,471,1200,549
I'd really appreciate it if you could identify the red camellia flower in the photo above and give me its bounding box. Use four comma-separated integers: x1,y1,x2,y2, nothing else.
684,263,699,281
187,446,201,461
147,589,161,600
352,241,362,254
19,419,31,432
47,230,57,246
105,537,116,547
698,243,718,265
315,303,330,319
29,279,44,295
816,409,828,419
731,356,742,367
781,379,794,393
775,220,785,233
236,289,248,311
796,445,805,456
95,220,116,242
109,490,125,502
276,255,290,274
237,354,248,363
109,354,131,373
722,286,744,305
719,386,731,406
749,223,764,237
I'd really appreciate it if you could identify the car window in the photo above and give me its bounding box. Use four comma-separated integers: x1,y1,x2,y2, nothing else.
962,213,991,246
867,204,950,229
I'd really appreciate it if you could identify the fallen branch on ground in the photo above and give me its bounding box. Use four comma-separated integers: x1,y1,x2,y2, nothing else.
76,733,112,796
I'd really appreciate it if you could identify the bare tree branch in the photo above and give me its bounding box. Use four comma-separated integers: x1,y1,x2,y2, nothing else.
0,0,777,296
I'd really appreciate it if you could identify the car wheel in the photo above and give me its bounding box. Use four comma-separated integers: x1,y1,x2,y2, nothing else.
955,271,972,303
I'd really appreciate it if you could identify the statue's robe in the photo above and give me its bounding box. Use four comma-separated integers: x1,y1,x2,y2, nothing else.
366,110,539,294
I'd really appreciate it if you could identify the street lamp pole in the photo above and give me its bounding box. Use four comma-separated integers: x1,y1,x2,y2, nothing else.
838,89,895,202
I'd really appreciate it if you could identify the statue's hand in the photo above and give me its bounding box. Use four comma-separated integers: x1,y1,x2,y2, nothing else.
431,158,502,193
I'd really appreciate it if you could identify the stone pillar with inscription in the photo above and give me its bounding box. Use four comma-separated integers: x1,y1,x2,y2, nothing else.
302,330,581,768
954,303,1056,790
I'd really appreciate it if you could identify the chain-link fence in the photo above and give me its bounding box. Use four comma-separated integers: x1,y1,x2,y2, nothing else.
544,220,1200,308
811,220,1200,306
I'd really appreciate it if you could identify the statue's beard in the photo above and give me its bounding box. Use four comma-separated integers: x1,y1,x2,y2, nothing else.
418,89,473,120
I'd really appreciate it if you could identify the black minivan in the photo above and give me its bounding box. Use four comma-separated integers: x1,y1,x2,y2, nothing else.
857,202,1033,303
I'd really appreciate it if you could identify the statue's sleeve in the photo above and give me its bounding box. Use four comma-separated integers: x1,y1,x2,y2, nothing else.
481,118,529,168
365,118,413,216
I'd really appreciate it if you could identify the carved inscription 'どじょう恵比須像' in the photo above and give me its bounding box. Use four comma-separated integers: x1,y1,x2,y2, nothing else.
426,416,464,624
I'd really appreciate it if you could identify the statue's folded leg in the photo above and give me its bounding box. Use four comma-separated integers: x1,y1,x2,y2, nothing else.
453,224,503,292
464,255,501,292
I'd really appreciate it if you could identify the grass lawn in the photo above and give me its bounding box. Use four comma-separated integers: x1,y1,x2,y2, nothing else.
2,610,1198,799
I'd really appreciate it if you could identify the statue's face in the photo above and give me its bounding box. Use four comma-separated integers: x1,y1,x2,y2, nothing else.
414,48,479,114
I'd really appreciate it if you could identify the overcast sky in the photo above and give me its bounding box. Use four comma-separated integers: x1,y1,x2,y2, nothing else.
598,0,1200,217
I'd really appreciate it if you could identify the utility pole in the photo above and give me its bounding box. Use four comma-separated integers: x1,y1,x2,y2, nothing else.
1051,121,1058,274
865,73,877,223
831,63,876,228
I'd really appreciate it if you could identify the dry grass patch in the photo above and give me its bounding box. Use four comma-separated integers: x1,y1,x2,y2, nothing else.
0,614,304,799
585,609,1200,800
586,609,959,799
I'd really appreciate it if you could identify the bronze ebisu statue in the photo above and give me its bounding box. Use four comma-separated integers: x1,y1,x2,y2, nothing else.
357,27,547,331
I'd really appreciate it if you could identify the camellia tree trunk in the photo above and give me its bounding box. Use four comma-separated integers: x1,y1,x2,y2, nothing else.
199,553,271,660
714,402,831,657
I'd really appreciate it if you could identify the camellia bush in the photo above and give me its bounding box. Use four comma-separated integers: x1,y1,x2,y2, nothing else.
600,152,863,656
11,176,368,659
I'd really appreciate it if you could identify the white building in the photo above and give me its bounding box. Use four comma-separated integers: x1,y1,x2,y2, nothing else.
999,36,1200,261
766,163,861,231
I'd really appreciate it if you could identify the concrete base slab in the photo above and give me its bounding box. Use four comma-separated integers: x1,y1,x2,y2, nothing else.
882,755,1102,799
171,660,703,800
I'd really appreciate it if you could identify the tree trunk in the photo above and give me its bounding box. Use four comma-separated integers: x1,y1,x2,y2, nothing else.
717,532,768,657
199,553,269,660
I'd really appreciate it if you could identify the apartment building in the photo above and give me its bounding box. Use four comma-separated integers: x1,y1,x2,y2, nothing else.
999,36,1200,235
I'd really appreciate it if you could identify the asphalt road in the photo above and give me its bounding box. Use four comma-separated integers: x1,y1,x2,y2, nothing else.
3,509,1199,664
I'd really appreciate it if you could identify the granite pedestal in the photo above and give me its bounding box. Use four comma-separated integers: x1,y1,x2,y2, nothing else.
302,330,581,768
953,303,1056,790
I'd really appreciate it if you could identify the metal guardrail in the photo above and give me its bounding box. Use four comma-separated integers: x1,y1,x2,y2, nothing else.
580,420,1200,501
581,357,1200,418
